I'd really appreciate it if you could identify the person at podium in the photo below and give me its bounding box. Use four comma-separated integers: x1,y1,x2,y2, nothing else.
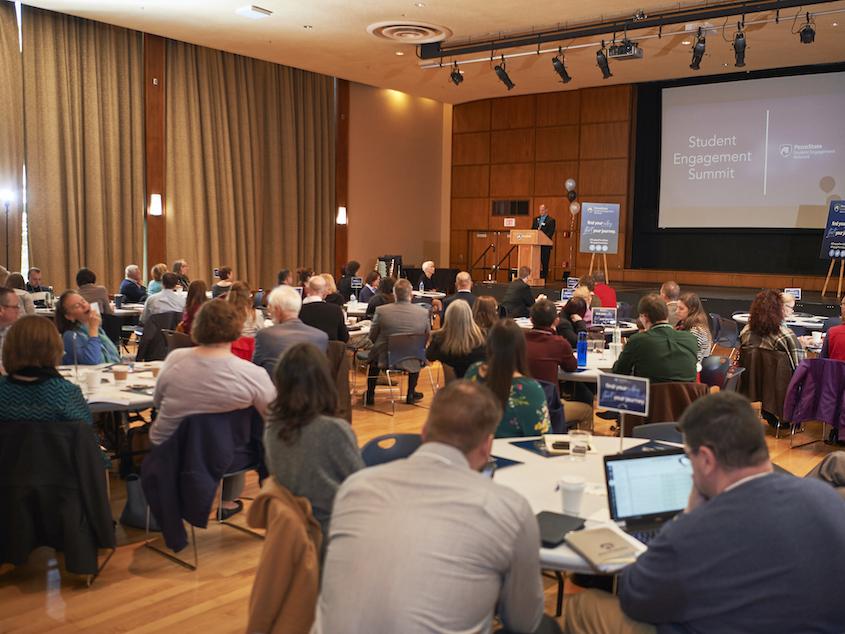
531,204,555,280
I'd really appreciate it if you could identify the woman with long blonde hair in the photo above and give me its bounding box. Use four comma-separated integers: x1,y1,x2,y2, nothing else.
226,281,265,338
426,300,486,378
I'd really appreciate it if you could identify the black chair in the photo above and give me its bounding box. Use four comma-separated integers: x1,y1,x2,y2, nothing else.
700,355,731,390
136,311,182,361
616,301,633,320
723,366,745,392
708,313,722,340
632,422,683,443
715,317,739,350
361,433,422,467
537,379,566,434
161,329,193,354
380,333,437,416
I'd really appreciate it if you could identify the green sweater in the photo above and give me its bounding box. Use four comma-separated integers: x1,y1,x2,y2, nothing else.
612,323,698,383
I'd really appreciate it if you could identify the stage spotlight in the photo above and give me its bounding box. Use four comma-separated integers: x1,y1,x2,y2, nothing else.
690,28,705,70
494,58,515,90
733,24,746,67
596,41,612,79
449,61,464,86
799,13,816,43
552,51,572,83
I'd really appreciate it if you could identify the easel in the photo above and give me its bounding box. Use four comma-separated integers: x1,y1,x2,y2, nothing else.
587,252,610,284
820,258,845,299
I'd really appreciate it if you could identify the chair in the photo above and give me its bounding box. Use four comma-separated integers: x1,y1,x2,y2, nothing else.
537,379,566,434
789,325,809,337
823,317,842,333
783,358,845,448
700,355,731,390
161,328,193,354
616,301,633,320
628,382,709,434
715,317,739,350
738,346,794,438
632,422,683,443
723,366,745,392
141,407,267,569
381,333,437,416
326,341,352,423
137,311,182,361
708,312,722,340
361,433,422,467
0,421,115,585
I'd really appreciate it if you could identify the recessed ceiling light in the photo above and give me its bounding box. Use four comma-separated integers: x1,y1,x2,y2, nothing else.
723,62,729,67
414,2,426,7
833,21,839,26
235,5,272,20
303,25,313,29
395,50,405,56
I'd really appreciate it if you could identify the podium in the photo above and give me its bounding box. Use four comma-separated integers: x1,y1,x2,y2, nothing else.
509,229,552,286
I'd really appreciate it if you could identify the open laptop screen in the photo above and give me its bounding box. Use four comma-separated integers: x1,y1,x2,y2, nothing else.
591,307,618,327
604,449,692,521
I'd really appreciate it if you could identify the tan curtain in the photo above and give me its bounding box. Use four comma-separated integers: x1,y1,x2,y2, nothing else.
22,6,144,292
166,40,335,291
0,1,23,271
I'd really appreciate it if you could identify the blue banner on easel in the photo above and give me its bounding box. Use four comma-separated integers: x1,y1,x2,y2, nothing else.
820,200,845,259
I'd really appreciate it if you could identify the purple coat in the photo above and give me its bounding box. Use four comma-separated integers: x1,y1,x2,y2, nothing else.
783,358,845,431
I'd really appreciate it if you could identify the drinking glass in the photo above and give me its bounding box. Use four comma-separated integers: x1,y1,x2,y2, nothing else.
568,429,592,461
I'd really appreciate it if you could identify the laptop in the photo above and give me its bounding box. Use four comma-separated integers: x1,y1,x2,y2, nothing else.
603,448,692,544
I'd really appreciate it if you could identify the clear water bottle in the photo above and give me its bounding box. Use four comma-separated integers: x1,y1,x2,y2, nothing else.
577,331,588,368
419,279,424,292
350,292,357,303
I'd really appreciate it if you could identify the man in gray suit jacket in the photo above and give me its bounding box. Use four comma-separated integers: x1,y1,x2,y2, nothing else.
253,285,328,375
366,279,431,405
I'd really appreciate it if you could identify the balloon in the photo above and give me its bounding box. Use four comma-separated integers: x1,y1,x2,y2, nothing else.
569,201,581,215
567,190,577,202
565,178,577,192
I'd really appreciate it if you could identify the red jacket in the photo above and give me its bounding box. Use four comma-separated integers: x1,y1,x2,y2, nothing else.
525,328,577,384
594,283,617,309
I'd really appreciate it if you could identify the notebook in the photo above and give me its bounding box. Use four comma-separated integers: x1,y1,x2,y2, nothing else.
603,448,692,544
565,526,642,572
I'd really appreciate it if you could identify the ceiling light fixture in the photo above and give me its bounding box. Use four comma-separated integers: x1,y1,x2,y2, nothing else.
395,50,405,55
449,61,464,86
798,12,816,43
235,5,272,20
494,56,515,90
552,49,572,83
733,22,746,67
690,28,706,70
596,40,612,79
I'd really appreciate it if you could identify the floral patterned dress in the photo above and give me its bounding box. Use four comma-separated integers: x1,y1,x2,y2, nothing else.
464,362,551,438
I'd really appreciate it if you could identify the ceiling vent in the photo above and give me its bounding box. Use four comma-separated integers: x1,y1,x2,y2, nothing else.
367,21,452,44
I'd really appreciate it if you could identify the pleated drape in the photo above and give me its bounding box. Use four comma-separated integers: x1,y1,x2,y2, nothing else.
22,6,144,291
165,40,335,291
0,1,24,271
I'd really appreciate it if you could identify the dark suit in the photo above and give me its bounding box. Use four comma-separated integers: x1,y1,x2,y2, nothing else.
367,301,431,401
501,279,535,318
299,299,349,342
253,318,329,375
532,214,556,279
119,278,147,304
441,290,476,324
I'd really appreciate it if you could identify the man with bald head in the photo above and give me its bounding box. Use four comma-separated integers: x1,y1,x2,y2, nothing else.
531,203,556,280
441,271,476,324
659,280,681,326
299,275,349,342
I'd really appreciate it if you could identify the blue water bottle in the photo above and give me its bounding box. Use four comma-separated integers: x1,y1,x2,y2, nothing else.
577,331,588,368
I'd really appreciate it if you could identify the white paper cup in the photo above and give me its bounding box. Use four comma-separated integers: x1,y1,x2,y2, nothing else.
559,475,586,515
609,342,624,360
812,331,823,345
84,370,100,392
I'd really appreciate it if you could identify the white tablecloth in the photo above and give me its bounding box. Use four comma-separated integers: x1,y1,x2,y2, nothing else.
732,312,827,331
60,362,161,413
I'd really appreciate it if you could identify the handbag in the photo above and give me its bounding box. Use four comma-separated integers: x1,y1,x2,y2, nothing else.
120,473,160,531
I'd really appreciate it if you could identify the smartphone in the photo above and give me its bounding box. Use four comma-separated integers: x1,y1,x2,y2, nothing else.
552,441,570,451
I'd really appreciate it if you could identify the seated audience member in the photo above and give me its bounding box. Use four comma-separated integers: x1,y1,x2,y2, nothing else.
119,264,148,303
426,300,486,378
141,272,186,324
55,290,121,365
253,285,328,375
612,294,698,383
565,392,845,634
277,268,294,286
299,276,349,342
0,315,91,423
26,267,48,293
75,267,113,315
150,300,275,518
211,266,234,298
358,270,380,304
501,266,536,318
441,271,476,322
821,297,845,360
578,275,602,308
557,296,588,347
264,343,363,549
148,262,168,295
319,273,345,307
337,261,360,301
675,292,713,362
781,291,796,320
526,300,593,430
465,320,550,438
365,276,395,319
472,295,499,337
316,381,552,634
227,281,265,338
572,285,595,325
0,288,22,371
592,270,616,309
3,270,36,315
366,279,430,405
660,280,681,326
177,280,208,336
739,289,805,371
172,259,190,290
418,260,437,291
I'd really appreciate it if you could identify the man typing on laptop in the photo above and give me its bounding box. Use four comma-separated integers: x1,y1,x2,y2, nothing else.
565,392,845,634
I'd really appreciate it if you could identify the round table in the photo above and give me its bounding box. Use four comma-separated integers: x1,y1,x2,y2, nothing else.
412,290,446,299
732,312,827,331
60,361,161,413
514,317,638,337
492,435,652,573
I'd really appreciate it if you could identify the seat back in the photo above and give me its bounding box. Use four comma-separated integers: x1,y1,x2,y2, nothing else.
536,379,566,433
789,325,809,337
700,355,731,389
361,433,422,467
326,341,352,423
723,366,745,392
715,317,739,348
737,346,793,420
708,313,722,339
632,422,683,443
616,301,633,320
631,382,709,432
387,333,427,371
137,311,182,361
101,312,126,345
161,328,193,354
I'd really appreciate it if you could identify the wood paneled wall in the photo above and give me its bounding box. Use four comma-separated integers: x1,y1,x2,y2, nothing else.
450,85,633,282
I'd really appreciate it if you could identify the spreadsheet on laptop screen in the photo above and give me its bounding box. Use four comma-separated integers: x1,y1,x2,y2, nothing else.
607,453,693,520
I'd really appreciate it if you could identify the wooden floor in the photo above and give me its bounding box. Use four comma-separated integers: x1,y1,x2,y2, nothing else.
0,363,839,633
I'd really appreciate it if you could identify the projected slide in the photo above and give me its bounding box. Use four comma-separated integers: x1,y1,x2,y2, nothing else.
659,72,845,228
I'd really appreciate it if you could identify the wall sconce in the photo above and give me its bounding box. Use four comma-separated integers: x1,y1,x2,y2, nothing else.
336,206,348,225
149,194,163,217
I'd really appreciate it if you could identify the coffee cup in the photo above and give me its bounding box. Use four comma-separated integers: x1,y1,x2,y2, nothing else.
114,294,124,309
112,365,129,382
84,370,100,392
812,331,823,346
558,475,586,515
